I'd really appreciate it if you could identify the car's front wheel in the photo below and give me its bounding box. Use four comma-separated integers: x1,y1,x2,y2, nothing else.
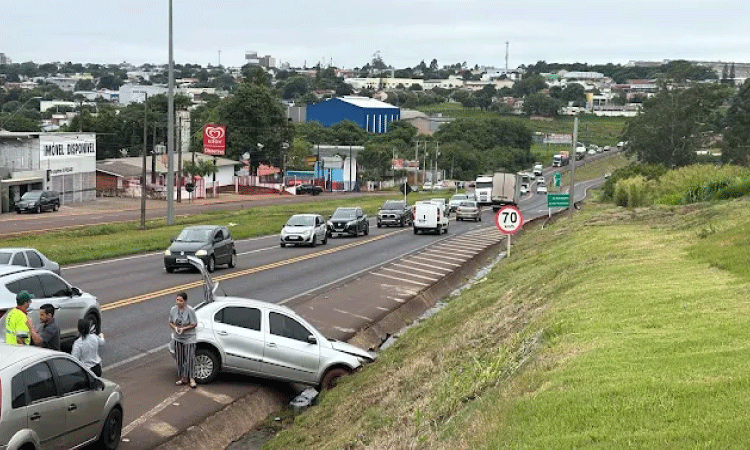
320,367,351,391
228,251,237,268
35,205,41,214
364,223,369,235
98,407,123,450
194,348,220,383
322,233,328,245
311,236,317,247
206,256,215,273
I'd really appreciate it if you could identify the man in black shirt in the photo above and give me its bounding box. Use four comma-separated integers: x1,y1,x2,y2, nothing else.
33,303,61,351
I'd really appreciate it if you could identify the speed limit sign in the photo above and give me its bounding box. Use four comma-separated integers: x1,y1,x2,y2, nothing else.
495,205,524,235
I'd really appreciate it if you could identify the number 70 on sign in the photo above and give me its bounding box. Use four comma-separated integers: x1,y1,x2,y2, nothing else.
495,205,524,235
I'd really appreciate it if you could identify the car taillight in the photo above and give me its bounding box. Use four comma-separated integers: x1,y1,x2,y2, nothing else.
437,210,441,220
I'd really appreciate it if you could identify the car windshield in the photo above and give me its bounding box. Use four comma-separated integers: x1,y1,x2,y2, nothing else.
381,202,404,210
286,216,314,226
332,209,357,220
21,192,41,200
0,252,11,264
175,228,211,242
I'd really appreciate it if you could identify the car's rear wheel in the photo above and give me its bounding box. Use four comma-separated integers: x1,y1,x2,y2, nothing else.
206,256,215,273
320,367,351,391
98,407,123,450
228,251,237,268
194,348,219,383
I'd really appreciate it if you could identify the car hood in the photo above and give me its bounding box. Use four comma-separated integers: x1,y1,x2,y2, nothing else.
329,339,376,361
169,241,210,252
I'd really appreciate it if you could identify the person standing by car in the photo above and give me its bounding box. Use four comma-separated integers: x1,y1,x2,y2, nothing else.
169,291,198,388
31,303,61,350
72,318,105,376
4,290,41,345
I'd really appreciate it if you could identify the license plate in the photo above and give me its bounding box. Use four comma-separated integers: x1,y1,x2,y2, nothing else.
289,236,301,240
176,258,188,263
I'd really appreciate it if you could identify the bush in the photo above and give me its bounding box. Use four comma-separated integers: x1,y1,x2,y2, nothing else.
614,175,652,207
716,177,750,199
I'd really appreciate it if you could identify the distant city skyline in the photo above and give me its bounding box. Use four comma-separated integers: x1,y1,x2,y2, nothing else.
4,1,750,70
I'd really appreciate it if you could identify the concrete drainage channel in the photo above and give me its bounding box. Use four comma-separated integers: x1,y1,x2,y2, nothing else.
154,221,538,450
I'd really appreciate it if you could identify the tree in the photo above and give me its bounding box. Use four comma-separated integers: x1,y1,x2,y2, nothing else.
561,83,586,106
75,79,95,91
97,73,124,90
622,83,731,167
522,93,561,117
723,81,750,165
358,142,393,181
281,76,309,100
217,80,293,164
512,74,547,97
182,158,217,179
329,120,368,146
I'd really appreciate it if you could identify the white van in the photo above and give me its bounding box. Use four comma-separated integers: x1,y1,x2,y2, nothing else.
413,201,449,235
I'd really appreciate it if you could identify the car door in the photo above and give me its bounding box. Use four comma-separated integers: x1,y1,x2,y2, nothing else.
261,310,320,384
49,357,103,447
20,361,67,450
314,216,327,241
212,305,264,373
212,229,228,265
356,208,365,233
11,250,28,268
38,273,85,339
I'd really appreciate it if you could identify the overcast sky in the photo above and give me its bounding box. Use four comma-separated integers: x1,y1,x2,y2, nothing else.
4,0,750,70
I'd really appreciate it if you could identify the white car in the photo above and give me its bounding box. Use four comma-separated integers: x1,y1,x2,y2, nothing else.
448,194,469,212
280,214,328,247
171,257,376,390
536,183,548,194
536,176,545,185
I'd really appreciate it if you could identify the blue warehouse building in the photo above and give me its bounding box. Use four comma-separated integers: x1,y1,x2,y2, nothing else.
306,96,400,133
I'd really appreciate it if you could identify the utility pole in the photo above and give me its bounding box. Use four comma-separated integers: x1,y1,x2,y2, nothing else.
177,113,182,203
140,92,148,230
569,116,578,218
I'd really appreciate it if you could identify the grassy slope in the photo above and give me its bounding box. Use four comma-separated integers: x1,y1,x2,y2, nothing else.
264,197,750,450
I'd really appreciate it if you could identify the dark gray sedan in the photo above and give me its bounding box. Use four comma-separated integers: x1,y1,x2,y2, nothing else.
164,225,236,273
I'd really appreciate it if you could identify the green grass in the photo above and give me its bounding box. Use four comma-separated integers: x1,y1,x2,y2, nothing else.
0,192,444,265
263,197,750,450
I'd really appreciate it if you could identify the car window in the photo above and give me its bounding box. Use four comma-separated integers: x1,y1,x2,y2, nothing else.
12,252,26,266
269,312,311,342
223,229,232,240
214,230,223,242
24,362,58,403
11,372,27,408
0,252,11,264
39,273,70,298
25,251,44,268
50,358,91,394
12,275,46,300
214,306,261,331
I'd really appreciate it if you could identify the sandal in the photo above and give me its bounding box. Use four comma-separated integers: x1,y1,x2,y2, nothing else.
176,380,185,386
190,380,197,388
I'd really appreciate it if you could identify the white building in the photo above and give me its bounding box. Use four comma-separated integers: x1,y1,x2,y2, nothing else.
0,132,97,212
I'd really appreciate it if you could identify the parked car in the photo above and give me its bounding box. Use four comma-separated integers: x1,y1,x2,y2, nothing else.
164,225,236,273
421,182,434,192
448,194,469,213
15,190,60,214
280,214,328,247
327,207,369,237
0,344,124,450
0,265,102,349
170,257,375,390
296,184,323,195
0,248,61,275
455,200,482,222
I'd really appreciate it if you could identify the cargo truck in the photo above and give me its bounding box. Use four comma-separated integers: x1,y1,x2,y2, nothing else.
490,172,520,211
552,151,570,167
474,175,493,206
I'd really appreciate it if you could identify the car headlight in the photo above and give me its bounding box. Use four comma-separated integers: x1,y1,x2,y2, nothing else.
164,249,172,256
195,249,208,256
347,220,357,226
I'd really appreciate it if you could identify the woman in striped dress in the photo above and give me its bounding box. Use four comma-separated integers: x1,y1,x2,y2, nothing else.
169,292,198,388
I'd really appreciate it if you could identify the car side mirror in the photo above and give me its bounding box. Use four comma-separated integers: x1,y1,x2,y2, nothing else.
92,377,105,390
71,287,81,297
306,334,317,345
170,237,175,243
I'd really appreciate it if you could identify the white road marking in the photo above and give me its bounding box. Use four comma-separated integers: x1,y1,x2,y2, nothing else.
333,308,372,321
390,262,446,276
410,255,460,267
418,252,467,263
122,389,189,436
197,389,234,404
398,259,451,272
379,267,439,282
147,420,178,437
371,272,429,286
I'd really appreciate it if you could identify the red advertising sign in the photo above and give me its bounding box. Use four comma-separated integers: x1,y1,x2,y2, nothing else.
202,124,226,155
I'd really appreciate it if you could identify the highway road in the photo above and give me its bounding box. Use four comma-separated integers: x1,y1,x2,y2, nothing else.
1,170,605,450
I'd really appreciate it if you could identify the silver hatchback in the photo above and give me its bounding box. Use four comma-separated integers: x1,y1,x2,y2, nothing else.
0,344,123,450
170,257,375,390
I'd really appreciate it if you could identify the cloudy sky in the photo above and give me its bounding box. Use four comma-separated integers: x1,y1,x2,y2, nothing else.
4,0,749,69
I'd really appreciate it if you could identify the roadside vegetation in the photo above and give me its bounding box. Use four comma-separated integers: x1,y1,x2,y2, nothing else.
263,189,750,450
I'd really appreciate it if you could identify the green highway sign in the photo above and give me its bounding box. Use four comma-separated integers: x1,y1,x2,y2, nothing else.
553,172,561,187
547,193,570,208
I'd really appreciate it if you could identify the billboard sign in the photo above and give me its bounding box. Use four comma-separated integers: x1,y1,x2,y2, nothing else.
202,124,226,156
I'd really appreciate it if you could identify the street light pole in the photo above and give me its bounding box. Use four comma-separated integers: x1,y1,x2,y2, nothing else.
166,0,175,225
